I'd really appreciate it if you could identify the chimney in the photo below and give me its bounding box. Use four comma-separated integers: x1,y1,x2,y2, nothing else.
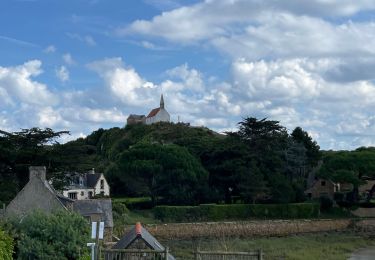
29,166,46,182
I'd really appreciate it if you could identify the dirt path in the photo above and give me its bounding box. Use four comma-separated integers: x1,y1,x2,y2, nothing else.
349,247,375,260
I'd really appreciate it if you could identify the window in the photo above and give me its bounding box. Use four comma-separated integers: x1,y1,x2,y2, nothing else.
68,192,77,200
100,179,104,190
81,191,84,196
321,181,326,186
88,191,93,198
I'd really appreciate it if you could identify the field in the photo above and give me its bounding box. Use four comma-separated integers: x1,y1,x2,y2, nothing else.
161,232,375,260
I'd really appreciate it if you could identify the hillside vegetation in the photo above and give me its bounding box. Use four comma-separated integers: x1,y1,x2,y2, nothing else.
1,117,375,206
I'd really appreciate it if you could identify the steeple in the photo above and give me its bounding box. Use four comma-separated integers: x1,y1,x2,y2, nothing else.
160,94,165,109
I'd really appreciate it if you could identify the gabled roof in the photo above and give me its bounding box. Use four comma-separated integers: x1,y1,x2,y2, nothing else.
113,222,175,260
86,173,102,188
147,108,160,118
73,199,113,228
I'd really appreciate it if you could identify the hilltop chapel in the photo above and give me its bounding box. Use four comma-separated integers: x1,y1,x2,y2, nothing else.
127,94,170,125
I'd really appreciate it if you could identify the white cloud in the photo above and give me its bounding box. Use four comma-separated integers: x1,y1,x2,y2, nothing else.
0,60,58,106
122,0,375,43
63,53,76,65
55,66,69,82
43,45,56,53
66,33,97,46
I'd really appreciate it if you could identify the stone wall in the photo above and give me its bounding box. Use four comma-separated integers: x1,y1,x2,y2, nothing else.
119,219,352,240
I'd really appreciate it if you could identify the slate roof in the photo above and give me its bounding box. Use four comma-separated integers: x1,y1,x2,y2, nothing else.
146,107,160,118
73,199,114,228
113,222,175,260
65,172,102,190
86,173,101,188
128,114,146,119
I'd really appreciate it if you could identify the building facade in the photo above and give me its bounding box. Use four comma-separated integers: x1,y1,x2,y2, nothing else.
62,169,110,200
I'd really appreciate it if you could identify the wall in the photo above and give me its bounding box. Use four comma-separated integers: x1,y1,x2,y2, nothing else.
62,188,94,200
118,219,352,240
94,175,110,196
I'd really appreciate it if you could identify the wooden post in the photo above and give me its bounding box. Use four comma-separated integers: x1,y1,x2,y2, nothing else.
164,247,169,260
95,222,100,260
194,248,199,260
258,249,263,260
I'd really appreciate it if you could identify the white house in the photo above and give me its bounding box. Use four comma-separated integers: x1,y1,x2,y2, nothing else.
62,169,110,200
145,94,170,125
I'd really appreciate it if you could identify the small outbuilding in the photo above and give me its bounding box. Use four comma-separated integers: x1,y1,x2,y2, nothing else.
113,222,175,260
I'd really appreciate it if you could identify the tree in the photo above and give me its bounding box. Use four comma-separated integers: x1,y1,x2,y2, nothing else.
238,162,269,203
113,143,209,205
291,127,321,167
233,117,289,175
0,128,69,204
6,210,89,260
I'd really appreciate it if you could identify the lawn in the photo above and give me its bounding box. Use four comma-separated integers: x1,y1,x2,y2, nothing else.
161,232,375,260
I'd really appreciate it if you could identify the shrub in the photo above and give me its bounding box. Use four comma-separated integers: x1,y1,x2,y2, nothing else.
0,227,13,260
7,210,89,260
154,203,320,222
320,196,334,211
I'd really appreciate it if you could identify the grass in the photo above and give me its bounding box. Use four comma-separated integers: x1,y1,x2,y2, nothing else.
113,209,159,236
161,232,375,260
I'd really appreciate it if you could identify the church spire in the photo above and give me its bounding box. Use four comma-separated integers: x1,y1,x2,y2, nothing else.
160,94,165,109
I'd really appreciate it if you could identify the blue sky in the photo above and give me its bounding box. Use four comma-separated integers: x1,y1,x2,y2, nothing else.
1,0,375,150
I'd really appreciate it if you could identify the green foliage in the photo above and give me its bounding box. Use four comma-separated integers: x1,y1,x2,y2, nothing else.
319,196,333,211
0,227,13,260
154,203,320,222
7,210,89,260
112,143,209,205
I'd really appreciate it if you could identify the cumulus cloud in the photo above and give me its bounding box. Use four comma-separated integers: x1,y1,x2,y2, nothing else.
0,60,58,106
43,45,56,53
63,53,76,65
121,0,375,43
55,66,69,82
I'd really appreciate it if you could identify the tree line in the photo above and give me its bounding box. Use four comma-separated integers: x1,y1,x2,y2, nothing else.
0,117,325,206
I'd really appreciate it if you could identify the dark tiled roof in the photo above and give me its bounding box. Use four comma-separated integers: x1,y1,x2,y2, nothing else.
128,114,145,119
113,223,175,260
146,108,160,118
73,199,113,228
86,173,101,188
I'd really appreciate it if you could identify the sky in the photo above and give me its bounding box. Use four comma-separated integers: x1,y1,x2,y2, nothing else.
1,0,375,150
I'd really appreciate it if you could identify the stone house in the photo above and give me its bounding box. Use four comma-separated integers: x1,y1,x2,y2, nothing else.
73,199,113,241
359,178,375,200
5,166,73,217
305,178,353,200
127,114,146,125
62,169,110,200
145,94,170,125
113,222,175,260
5,166,113,241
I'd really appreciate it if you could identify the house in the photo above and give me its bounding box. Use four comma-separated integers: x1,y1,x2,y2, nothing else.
5,166,114,242
304,178,353,200
62,169,110,200
113,222,175,260
359,178,375,200
127,114,146,125
73,199,113,241
5,166,73,217
145,94,170,125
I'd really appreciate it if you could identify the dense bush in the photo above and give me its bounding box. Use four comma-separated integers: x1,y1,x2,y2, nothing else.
154,203,320,222
320,196,333,211
0,227,13,260
7,210,89,260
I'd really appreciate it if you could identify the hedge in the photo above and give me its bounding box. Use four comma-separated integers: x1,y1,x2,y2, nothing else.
154,203,320,222
0,228,13,260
